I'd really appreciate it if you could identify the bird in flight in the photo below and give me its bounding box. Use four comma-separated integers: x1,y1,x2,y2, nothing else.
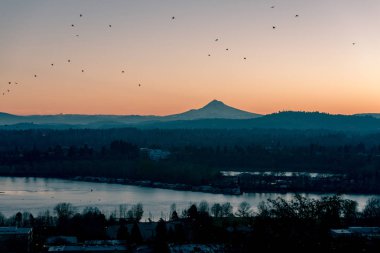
81,69,84,73
51,63,54,66
109,25,112,28
243,57,247,60
208,54,211,57
121,70,125,73
71,24,75,27
272,26,276,29
34,75,37,78
80,14,83,17
8,82,11,85
171,16,175,20
271,6,275,9
352,42,356,46
138,83,141,87
215,38,219,42
295,14,299,18
68,59,71,63
226,48,229,51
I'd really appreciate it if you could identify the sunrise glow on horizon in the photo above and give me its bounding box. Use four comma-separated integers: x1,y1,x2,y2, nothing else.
1,0,380,116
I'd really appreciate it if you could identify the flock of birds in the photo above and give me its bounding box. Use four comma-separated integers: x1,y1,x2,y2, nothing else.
2,4,357,98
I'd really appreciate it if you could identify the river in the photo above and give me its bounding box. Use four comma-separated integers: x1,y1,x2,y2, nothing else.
0,177,378,220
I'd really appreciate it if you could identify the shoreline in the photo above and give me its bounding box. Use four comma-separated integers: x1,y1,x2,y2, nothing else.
1,175,378,196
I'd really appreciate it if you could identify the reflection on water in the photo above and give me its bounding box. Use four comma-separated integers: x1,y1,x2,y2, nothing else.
0,177,378,220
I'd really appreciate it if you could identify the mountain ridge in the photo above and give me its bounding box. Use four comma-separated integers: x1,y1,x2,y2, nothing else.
0,100,261,125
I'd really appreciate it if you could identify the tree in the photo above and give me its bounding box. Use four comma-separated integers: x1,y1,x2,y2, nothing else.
170,211,179,221
187,204,198,219
363,198,380,220
119,204,128,219
54,203,76,221
198,201,209,214
15,212,22,227
130,203,144,222
235,201,252,217
130,222,143,244
221,202,233,217
155,218,167,242
117,220,129,241
211,203,222,218
0,212,6,226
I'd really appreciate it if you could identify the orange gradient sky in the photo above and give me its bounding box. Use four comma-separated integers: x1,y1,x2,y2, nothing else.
1,0,380,115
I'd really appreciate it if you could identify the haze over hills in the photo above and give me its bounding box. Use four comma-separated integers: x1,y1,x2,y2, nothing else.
0,100,260,126
1,101,380,132
355,113,380,119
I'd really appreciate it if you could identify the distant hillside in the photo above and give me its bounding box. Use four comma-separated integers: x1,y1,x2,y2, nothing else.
2,105,380,132
137,111,380,132
355,113,380,119
0,100,261,126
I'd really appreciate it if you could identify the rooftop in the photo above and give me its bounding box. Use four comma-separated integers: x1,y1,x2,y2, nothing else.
0,227,32,235
48,245,128,252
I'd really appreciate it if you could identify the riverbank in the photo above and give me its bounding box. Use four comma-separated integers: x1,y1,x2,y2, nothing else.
71,176,242,195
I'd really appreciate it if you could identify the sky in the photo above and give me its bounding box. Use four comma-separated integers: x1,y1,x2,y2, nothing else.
1,0,380,115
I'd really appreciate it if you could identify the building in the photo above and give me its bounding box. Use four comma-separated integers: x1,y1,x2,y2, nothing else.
47,245,128,252
0,227,33,253
140,148,170,161
46,236,78,245
330,227,380,239
169,244,224,253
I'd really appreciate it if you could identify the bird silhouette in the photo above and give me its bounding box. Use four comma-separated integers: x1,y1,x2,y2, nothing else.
138,84,141,87
80,14,83,17
8,82,11,85
81,69,84,73
208,54,211,56
171,16,175,20
226,48,229,51
352,42,356,45
272,26,276,29
71,24,75,27
109,24,112,28
68,59,71,63
34,75,37,78
244,57,247,60
295,14,299,18
51,63,54,66
215,38,219,42
271,6,275,8
121,70,125,73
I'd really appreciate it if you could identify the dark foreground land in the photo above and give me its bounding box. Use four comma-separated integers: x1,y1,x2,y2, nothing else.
1,195,380,252
1,128,380,194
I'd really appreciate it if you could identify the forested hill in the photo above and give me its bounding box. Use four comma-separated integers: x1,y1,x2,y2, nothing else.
1,111,380,132
138,111,380,132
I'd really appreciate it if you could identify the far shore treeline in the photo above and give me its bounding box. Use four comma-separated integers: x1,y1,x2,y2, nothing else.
1,128,380,193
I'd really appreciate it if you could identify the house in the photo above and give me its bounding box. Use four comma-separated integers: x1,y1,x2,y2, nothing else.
0,227,33,253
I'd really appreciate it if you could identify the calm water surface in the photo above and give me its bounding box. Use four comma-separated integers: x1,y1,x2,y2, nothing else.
0,177,378,220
